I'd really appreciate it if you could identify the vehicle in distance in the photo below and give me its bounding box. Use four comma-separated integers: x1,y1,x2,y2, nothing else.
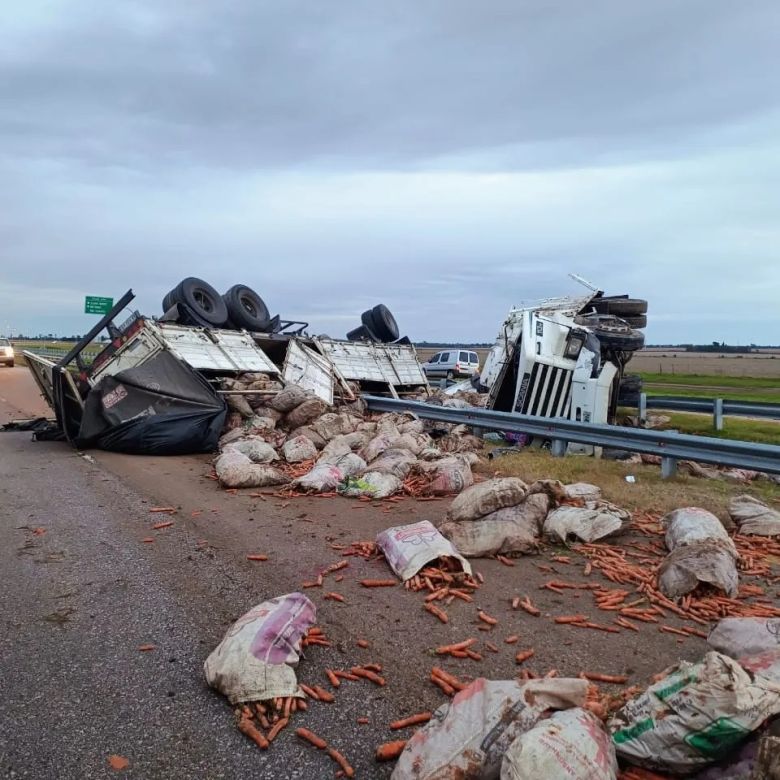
422,349,480,379
0,338,14,367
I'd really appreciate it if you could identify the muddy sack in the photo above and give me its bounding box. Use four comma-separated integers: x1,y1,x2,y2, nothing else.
204,593,315,704
284,397,329,430
214,451,289,488
422,456,474,495
728,495,780,536
438,494,548,557
268,385,308,413
658,508,739,598
366,448,418,480
225,437,278,463
447,478,528,523
501,707,617,780
376,520,471,581
609,650,780,774
708,617,780,658
281,435,317,463
339,471,402,499
543,501,630,544
392,677,588,780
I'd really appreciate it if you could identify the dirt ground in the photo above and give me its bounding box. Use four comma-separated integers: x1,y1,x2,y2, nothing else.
3,365,779,777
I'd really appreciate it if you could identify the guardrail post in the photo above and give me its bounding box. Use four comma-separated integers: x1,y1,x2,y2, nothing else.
713,398,724,432
638,392,647,423
661,456,678,479
550,439,567,458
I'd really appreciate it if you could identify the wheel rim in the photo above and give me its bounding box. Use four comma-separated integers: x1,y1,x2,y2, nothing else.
193,289,214,313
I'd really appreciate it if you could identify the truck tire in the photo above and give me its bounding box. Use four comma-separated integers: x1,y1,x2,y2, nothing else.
624,314,647,329
162,290,176,313
365,304,399,342
347,323,379,342
591,297,648,316
575,313,645,352
173,278,228,327
222,284,270,331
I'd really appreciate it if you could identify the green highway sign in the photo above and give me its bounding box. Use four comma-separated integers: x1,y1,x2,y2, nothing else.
84,295,114,315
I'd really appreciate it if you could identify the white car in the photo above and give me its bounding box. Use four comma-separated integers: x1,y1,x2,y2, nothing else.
0,338,14,367
422,349,480,379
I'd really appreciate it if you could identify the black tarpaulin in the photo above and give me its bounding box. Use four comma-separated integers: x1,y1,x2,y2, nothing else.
76,351,227,455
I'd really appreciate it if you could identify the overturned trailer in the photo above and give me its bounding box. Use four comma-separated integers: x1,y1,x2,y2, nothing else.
24,287,429,454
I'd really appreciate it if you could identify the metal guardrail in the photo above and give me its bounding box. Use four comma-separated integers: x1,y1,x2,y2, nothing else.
641,394,780,423
364,396,780,478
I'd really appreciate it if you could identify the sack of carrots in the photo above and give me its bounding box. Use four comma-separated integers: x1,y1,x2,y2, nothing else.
391,677,588,779
376,520,471,581
609,650,780,774
204,592,316,704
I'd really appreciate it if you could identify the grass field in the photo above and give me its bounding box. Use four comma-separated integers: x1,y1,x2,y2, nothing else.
631,352,780,378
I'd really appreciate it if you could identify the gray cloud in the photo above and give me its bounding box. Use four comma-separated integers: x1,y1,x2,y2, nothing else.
1,0,779,343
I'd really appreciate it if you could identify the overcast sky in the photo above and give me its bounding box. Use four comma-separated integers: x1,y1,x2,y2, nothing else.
2,1,779,344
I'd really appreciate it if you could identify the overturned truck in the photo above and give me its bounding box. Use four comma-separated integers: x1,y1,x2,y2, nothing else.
24,281,429,454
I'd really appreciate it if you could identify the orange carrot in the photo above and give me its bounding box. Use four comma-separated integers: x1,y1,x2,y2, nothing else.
505,635,519,644
299,684,320,700
150,507,177,513
424,603,448,623
267,717,289,741
430,675,455,696
376,740,407,761
357,717,369,724
296,727,327,749
137,644,156,652
326,669,341,688
511,596,521,609
324,592,345,602
246,554,268,561
485,641,499,653
554,615,588,624
333,670,360,681
390,712,432,730
435,638,477,654
362,663,383,672
360,579,397,587
478,611,498,626
327,747,355,778
350,668,386,686
312,685,335,702
659,625,689,637
142,537,155,543
356,639,369,648
581,672,629,684
521,597,541,616
152,521,174,530
238,717,269,749
515,649,535,664
496,555,515,567
465,649,483,661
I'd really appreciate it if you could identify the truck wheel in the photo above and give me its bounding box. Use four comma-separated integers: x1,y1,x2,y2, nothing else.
623,314,647,329
591,297,648,316
366,304,399,342
347,323,379,342
575,313,645,351
222,284,270,331
162,290,176,313
174,278,229,327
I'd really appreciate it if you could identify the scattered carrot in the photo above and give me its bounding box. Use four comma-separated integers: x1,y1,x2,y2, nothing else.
149,507,177,513
424,603,448,623
376,740,407,761
299,684,320,700
351,667,386,686
356,639,369,648
246,554,268,561
107,755,130,771
515,649,535,664
296,727,327,749
465,649,483,661
511,596,521,610
360,579,397,587
554,615,588,624
435,638,477,655
485,641,498,653
430,675,455,696
496,555,515,567
312,685,335,702
659,625,689,638
326,669,341,688
357,717,369,725
478,611,497,626
137,644,155,652
267,717,289,742
520,597,541,616
327,747,355,778
324,592,345,602
142,537,155,543
152,521,174,530
390,712,432,730
581,672,629,684
238,716,269,749
505,635,519,644
333,670,360,681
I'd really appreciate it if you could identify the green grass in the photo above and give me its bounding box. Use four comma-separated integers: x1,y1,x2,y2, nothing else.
640,372,779,389
645,386,780,403
658,412,780,446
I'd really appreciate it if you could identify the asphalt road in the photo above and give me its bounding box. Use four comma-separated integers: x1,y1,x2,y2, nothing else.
0,366,712,779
